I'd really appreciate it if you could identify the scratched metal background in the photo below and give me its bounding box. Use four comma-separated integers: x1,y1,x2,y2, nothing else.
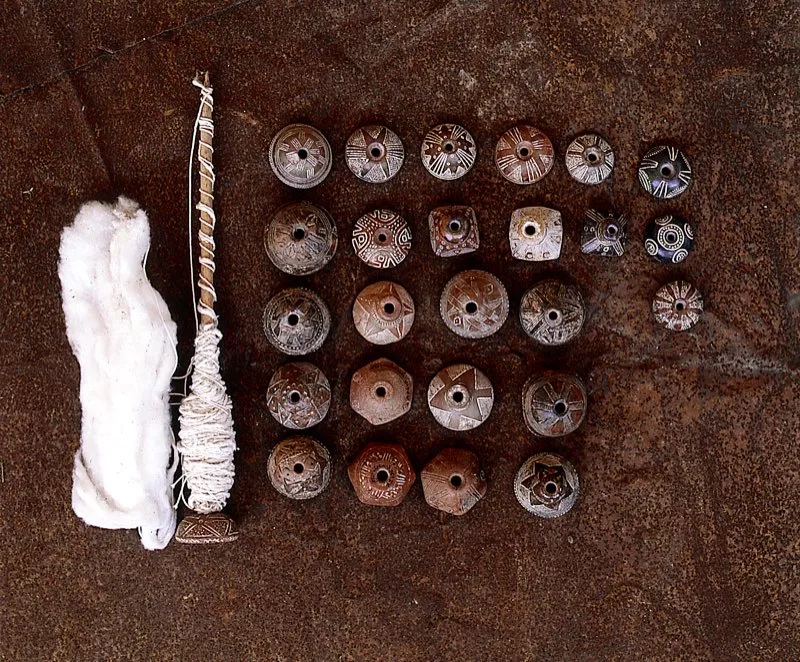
2,1,799,659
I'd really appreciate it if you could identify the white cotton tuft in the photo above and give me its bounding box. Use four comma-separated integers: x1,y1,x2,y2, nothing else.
59,196,178,550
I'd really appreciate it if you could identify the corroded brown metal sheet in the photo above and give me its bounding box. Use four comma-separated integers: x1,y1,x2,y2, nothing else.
1,1,799,658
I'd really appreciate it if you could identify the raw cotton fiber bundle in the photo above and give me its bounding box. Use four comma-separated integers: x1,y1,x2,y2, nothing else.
59,196,178,550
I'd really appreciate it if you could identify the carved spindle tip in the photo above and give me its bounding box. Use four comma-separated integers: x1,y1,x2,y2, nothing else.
175,511,238,544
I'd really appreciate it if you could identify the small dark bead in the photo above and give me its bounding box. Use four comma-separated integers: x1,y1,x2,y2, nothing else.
581,209,627,257
644,215,695,264
638,145,692,199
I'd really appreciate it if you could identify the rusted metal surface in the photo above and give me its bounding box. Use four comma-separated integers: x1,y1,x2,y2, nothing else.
1,1,800,658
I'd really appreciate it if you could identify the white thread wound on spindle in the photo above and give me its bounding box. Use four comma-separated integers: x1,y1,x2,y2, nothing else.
178,326,235,513
176,75,236,514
